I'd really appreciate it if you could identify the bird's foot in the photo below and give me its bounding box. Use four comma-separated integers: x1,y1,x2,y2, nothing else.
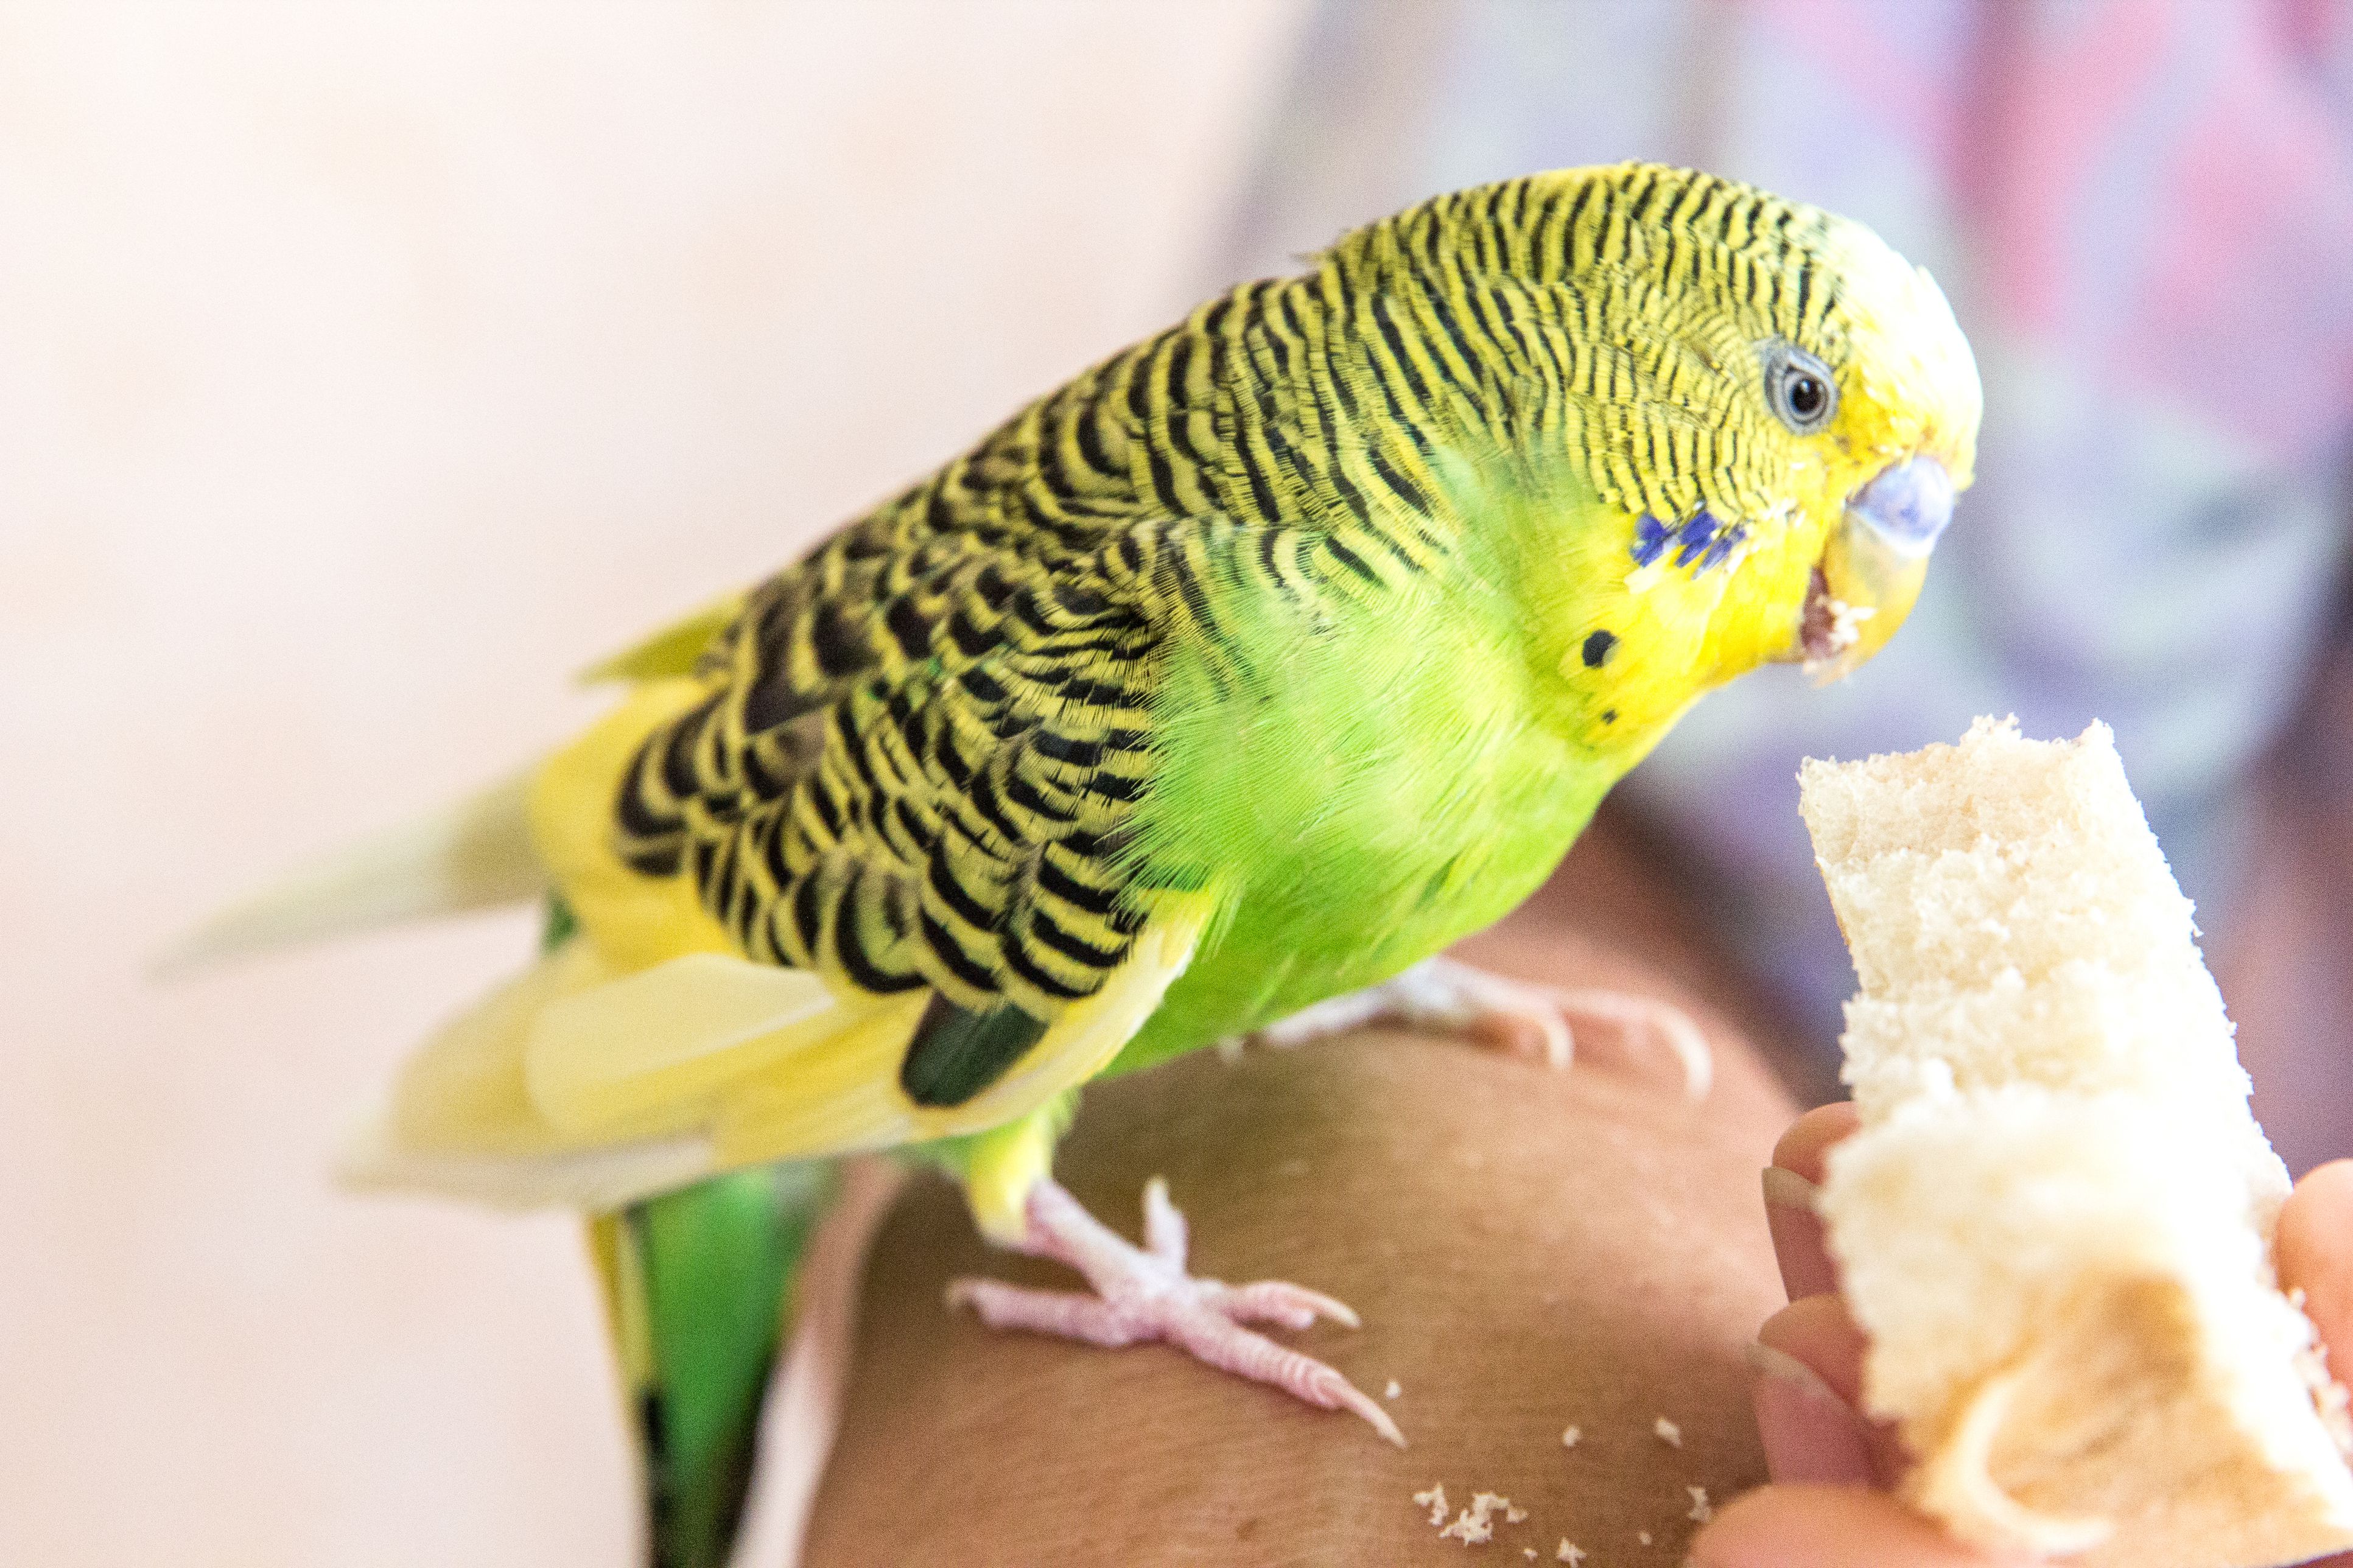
1229,955,1711,1097
945,1176,1403,1446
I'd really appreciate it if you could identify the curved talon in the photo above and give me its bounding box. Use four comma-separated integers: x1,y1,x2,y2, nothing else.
1208,1279,1361,1331
1308,1364,1406,1448
1141,1175,1188,1265
1460,993,1574,1069
1542,984,1714,1098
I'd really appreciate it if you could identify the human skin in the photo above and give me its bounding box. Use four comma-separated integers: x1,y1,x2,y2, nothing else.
793,814,2353,1565
799,816,1809,1564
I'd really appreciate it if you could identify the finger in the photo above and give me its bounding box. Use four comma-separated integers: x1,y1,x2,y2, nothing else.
1765,1104,1860,1300
1759,1294,1868,1404
1772,1101,1862,1185
1690,1484,2036,1568
1748,1339,1876,1484
1759,1293,1909,1485
1762,1163,1835,1302
2278,1160,2353,1369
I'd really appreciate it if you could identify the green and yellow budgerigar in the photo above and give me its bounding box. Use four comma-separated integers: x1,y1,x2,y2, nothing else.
189,163,1979,1565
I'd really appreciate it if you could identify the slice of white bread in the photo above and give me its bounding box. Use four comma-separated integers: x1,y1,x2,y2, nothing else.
1799,716,2353,1567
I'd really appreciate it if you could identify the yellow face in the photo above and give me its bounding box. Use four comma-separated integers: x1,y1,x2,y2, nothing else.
1474,166,1982,754
1775,215,1982,680
1527,167,1983,700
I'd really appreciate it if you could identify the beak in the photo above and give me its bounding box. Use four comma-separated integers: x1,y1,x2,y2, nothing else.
1795,455,1955,682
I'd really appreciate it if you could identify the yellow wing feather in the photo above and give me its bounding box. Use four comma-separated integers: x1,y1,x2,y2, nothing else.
712,889,1216,1170
528,677,740,973
523,952,845,1136
349,891,1213,1209
577,592,745,684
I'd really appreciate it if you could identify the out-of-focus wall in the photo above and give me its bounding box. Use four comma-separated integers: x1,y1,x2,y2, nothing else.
0,5,1305,1562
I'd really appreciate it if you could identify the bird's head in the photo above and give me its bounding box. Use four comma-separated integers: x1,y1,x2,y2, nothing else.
1489,164,1981,701
1764,211,1980,681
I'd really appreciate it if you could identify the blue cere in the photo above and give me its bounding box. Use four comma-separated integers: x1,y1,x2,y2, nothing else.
1630,513,1673,567
1846,456,1955,557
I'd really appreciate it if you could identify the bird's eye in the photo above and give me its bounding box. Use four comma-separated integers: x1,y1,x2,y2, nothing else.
1760,338,1838,434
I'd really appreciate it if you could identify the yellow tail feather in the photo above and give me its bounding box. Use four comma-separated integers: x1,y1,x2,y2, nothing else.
335,939,721,1208
160,771,546,974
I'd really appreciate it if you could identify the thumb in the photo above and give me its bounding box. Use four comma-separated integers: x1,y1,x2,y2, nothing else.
2275,1160,2353,1376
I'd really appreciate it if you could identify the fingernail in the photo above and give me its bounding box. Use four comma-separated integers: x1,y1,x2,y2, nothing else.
1744,1339,1843,1404
1760,1164,1818,1211
1746,1339,1878,1485
1761,1165,1837,1301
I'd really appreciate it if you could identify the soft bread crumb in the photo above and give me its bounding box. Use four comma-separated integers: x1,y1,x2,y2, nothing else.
2288,1289,2353,1454
1385,1379,1402,1400
1506,1503,1528,1523
1437,1510,1493,1544
1817,595,1873,655
1561,1424,1582,1448
1557,1542,1584,1564
1804,717,2353,1567
1414,1483,1449,1527
1438,1507,1495,1545
1653,1416,1681,1448
1436,1492,1516,1545
1638,1529,1653,1545
2297,1339,2353,1454
1687,1485,1713,1522
1524,1550,1538,1561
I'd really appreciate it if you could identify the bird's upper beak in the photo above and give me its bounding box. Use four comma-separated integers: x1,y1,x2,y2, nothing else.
1794,454,1956,682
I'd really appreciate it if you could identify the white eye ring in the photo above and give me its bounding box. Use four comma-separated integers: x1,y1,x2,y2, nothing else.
1761,338,1837,434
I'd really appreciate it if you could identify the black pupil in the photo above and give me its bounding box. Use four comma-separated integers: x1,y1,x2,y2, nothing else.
1787,373,1825,418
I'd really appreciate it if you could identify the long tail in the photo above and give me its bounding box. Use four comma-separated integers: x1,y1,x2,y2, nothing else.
595,1166,835,1568
173,765,838,1568
156,772,547,973
533,901,833,1568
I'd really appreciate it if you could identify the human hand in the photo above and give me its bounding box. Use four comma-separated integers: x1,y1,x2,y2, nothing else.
1691,1104,2353,1568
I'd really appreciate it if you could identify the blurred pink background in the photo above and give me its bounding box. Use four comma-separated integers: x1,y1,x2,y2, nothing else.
9,4,2352,1564
0,5,1308,1563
